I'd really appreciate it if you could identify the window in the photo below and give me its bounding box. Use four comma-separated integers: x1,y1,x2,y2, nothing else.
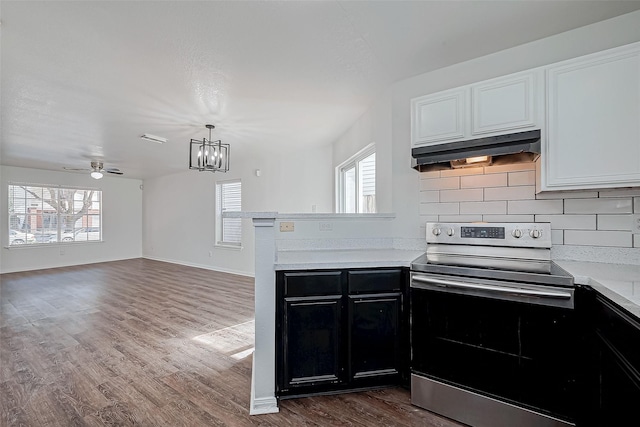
215,180,242,246
336,144,376,213
8,184,102,246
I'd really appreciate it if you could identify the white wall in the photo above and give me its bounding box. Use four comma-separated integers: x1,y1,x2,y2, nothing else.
332,10,640,239
0,166,143,273
142,144,333,276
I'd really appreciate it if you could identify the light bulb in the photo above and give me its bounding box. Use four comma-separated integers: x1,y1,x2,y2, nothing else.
91,171,103,179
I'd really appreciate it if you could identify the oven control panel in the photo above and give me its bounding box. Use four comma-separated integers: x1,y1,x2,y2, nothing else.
426,222,552,248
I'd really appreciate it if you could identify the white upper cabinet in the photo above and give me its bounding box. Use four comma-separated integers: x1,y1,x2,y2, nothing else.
542,42,640,191
411,70,542,148
411,87,467,145
471,70,541,136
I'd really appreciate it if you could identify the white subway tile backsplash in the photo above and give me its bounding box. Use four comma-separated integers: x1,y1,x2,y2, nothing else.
597,215,632,231
564,230,632,247
420,202,459,215
484,162,535,174
438,214,484,222
420,190,439,203
482,214,535,222
508,200,563,214
551,230,564,245
599,189,640,198
535,215,596,230
461,173,507,189
419,170,441,179
460,201,506,215
485,186,536,201
419,215,439,225
565,198,632,214
440,188,483,202
536,191,599,200
440,166,484,177
417,161,636,248
420,176,459,191
508,171,536,186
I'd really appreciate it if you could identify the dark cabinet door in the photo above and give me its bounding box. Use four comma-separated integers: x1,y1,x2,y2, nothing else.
282,295,343,391
348,292,402,383
591,294,640,426
595,335,640,426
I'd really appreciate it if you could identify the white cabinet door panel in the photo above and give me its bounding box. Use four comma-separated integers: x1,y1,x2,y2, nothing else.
545,43,640,190
411,88,467,146
471,71,539,136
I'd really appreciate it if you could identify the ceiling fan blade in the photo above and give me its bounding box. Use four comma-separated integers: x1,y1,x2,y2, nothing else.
105,170,124,175
104,167,121,172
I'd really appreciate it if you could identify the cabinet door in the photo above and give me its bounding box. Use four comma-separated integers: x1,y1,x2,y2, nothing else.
411,88,467,146
471,70,540,136
282,295,343,390
348,292,401,382
544,42,640,190
593,295,640,425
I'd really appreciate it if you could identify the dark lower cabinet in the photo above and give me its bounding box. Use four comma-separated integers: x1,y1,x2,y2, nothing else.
283,295,342,389
276,268,407,398
576,286,640,426
348,292,401,384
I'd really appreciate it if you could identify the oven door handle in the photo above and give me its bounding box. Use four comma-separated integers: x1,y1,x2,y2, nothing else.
411,275,573,299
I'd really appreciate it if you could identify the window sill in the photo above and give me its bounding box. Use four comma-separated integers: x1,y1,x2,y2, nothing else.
214,243,243,251
5,241,104,249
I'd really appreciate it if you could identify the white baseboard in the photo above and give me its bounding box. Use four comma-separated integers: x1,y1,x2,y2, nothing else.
249,355,279,415
142,255,255,277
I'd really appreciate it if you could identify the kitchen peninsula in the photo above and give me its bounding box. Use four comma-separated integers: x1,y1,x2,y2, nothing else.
226,212,423,414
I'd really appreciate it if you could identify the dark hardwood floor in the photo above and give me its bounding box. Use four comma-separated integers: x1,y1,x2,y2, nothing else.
1,259,461,426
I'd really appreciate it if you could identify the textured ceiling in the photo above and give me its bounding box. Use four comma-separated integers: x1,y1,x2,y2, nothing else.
2,1,640,180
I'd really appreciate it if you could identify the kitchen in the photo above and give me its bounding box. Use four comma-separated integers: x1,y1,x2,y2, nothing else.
244,12,640,427
2,2,640,426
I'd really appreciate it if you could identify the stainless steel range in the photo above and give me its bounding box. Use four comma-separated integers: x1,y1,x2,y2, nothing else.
410,222,576,427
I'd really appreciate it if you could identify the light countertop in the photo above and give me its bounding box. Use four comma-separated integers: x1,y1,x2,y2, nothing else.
274,250,640,318
556,260,640,319
275,249,424,270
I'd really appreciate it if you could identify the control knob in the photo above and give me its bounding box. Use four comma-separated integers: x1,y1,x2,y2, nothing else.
446,228,455,236
530,229,542,239
432,227,441,236
511,229,522,238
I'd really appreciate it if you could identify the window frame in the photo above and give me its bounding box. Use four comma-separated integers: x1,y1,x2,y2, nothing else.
215,179,242,248
7,183,103,247
335,143,376,213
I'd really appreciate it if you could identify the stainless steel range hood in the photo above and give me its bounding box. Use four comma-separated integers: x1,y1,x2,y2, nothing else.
411,129,541,171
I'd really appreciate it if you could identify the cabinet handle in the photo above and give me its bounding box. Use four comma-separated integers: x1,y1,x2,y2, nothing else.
411,275,572,299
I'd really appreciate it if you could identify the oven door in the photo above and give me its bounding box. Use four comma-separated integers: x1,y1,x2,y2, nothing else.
410,272,577,424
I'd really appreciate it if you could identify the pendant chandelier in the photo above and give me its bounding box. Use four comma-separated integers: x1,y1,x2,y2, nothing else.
189,124,230,173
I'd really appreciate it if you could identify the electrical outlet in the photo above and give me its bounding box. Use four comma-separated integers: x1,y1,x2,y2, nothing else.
319,222,333,231
280,222,294,232
632,214,640,234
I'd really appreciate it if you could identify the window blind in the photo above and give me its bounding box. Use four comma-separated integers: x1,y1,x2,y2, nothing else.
217,180,242,245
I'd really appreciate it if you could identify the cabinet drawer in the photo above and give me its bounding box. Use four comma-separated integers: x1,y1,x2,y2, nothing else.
348,269,402,293
281,271,343,297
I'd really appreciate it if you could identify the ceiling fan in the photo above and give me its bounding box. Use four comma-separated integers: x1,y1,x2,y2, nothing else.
64,161,124,179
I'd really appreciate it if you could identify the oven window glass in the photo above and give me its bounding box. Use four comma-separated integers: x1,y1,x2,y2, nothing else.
411,287,577,420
